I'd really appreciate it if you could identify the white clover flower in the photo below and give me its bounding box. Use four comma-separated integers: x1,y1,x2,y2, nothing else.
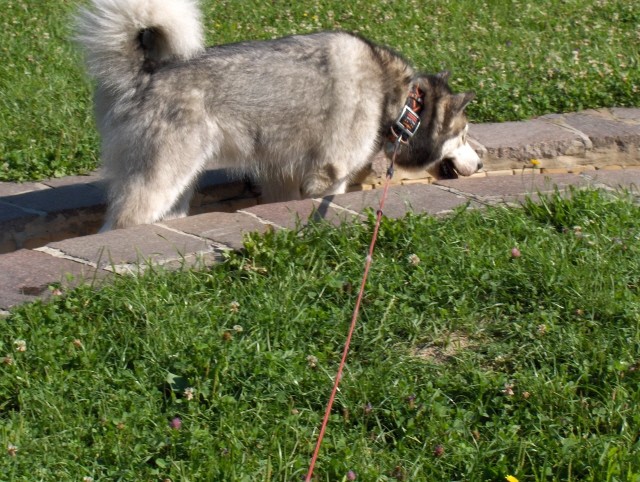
7,443,18,457
407,254,421,266
184,387,195,401
502,383,515,397
306,355,318,368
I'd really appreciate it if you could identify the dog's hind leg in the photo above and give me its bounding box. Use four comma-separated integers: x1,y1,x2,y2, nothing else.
101,143,209,230
165,185,195,220
103,174,197,230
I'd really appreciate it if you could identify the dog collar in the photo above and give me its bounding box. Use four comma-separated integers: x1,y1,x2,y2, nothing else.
388,84,425,145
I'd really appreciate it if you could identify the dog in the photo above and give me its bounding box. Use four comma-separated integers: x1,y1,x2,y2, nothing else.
75,0,482,231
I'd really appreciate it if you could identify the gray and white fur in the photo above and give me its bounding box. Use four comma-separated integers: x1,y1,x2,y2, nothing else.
75,0,482,230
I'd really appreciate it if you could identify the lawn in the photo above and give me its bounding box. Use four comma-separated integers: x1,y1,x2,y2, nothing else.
1,188,639,481
1,0,639,181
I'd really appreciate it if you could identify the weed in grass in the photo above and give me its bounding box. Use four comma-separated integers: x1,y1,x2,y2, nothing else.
1,1,639,181
1,188,639,480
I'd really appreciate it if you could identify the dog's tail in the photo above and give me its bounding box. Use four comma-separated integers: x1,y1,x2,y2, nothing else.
75,0,204,94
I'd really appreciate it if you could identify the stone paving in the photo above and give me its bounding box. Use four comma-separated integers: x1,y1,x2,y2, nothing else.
1,108,639,312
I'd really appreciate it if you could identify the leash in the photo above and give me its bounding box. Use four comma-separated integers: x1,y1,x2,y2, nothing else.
304,85,424,481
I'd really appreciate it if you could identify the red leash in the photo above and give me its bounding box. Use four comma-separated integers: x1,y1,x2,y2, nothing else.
304,141,401,481
305,85,424,480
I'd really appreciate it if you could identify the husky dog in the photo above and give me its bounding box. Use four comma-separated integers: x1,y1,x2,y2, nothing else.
75,0,482,230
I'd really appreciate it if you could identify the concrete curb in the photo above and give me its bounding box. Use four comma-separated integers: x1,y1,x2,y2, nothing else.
1,108,640,311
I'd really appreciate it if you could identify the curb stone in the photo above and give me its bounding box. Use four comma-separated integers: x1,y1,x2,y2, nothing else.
1,109,640,310
1,167,638,311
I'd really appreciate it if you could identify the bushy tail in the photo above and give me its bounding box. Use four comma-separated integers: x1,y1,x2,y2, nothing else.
75,0,204,94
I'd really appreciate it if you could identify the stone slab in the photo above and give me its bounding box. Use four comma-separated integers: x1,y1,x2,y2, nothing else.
587,169,640,191
0,201,38,225
0,181,49,197
164,212,272,251
610,108,640,123
47,224,213,269
241,199,358,230
0,249,109,309
2,182,106,214
41,173,104,189
329,184,474,219
546,112,640,149
434,172,592,203
469,120,586,164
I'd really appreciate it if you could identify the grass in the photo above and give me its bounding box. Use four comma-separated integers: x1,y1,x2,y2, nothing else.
1,0,639,181
1,187,639,481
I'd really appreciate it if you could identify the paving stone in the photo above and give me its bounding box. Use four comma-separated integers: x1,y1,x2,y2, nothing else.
587,169,640,191
610,108,640,123
0,249,109,309
0,181,49,196
0,201,38,225
330,184,474,219
164,212,273,250
434,172,592,203
158,252,224,272
41,173,104,189
47,224,213,269
0,111,638,261
2,182,106,213
469,120,586,165
241,199,358,230
551,112,640,149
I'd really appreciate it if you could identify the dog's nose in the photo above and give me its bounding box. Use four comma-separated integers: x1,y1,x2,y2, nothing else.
477,160,483,171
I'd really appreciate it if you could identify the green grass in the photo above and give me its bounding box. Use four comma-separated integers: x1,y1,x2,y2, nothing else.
2,188,639,481
1,0,639,181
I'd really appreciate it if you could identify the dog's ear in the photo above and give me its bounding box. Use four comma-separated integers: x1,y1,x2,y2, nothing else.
452,91,475,112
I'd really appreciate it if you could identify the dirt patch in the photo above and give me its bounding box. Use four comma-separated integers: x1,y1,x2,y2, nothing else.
412,332,473,364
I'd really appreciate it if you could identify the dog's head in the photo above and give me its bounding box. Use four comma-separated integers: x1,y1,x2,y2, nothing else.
392,71,482,179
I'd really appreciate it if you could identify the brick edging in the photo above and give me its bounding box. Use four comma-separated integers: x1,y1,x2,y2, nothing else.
1,107,640,311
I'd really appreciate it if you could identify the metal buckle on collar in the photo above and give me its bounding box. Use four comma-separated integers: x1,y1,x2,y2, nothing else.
392,104,421,144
